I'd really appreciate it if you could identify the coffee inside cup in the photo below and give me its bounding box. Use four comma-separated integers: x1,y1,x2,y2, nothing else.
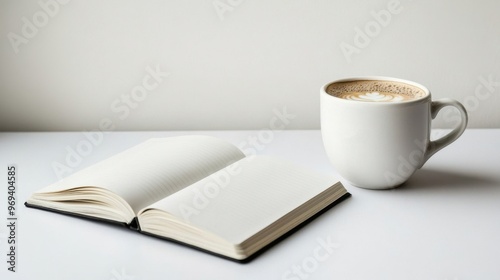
326,80,427,102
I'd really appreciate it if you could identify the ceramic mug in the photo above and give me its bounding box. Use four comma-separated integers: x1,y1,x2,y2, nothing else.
320,76,468,189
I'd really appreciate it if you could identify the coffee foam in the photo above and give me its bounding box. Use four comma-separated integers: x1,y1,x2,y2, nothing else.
327,80,426,102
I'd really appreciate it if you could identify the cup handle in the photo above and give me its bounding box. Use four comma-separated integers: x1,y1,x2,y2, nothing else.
422,98,468,165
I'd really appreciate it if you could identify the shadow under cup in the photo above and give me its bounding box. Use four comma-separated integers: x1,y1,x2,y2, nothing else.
320,77,467,190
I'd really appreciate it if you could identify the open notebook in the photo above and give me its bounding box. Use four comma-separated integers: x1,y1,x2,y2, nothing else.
25,135,350,262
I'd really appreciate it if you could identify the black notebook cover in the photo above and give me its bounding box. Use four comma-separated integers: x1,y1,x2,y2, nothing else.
24,202,133,228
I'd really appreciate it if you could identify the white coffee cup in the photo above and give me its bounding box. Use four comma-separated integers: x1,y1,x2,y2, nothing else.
320,76,468,189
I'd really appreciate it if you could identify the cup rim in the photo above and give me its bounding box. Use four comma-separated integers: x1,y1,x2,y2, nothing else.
321,76,431,105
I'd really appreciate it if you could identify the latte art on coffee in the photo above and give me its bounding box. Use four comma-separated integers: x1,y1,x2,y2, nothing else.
341,91,405,102
327,80,426,102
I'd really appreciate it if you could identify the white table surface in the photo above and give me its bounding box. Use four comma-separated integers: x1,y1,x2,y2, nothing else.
1,129,499,280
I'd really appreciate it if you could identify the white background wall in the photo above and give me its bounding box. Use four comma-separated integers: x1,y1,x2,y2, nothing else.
1,0,499,131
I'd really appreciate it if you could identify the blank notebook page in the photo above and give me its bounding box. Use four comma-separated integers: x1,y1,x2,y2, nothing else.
35,136,245,212
148,156,339,245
